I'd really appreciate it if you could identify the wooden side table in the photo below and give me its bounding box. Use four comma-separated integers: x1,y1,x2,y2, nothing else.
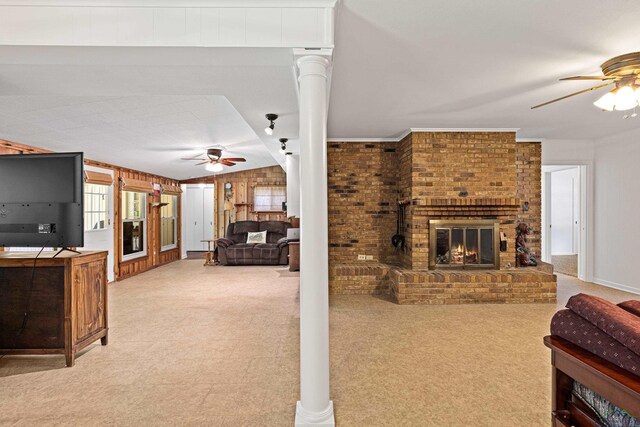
289,241,300,272
201,240,216,266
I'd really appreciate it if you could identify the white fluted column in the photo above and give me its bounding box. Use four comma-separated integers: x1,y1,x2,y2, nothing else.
286,153,301,219
295,53,334,426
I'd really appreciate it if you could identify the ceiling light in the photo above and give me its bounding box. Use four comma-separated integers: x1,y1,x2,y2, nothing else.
614,86,638,111
264,113,278,135
205,163,224,172
279,138,288,153
593,91,616,111
593,84,640,113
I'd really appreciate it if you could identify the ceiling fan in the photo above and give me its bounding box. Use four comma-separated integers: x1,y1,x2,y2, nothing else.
181,148,246,172
532,52,640,115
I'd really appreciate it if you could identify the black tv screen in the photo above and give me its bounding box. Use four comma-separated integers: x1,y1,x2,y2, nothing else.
0,152,84,248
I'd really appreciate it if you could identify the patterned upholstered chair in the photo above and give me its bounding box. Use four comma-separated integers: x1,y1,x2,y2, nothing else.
216,220,291,266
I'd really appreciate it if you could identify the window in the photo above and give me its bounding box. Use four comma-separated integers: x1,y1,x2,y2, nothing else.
254,186,286,211
84,183,109,231
160,194,177,251
122,191,146,260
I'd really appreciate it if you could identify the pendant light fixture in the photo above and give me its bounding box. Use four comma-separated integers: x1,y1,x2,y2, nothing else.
279,138,288,153
264,113,278,135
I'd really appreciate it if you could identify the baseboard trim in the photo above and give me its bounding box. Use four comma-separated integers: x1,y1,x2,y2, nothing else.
592,277,640,296
295,401,335,426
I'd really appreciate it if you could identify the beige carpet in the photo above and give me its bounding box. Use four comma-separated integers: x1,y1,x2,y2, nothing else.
552,254,578,277
0,261,637,426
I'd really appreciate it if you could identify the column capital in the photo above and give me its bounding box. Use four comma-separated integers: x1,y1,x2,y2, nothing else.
294,48,333,79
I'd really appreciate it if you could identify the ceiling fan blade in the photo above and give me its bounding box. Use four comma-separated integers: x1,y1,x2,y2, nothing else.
181,157,206,161
221,160,236,166
531,82,614,109
222,157,246,162
560,75,619,81
195,161,210,166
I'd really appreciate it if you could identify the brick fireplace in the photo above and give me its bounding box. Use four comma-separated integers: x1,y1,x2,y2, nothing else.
327,131,556,304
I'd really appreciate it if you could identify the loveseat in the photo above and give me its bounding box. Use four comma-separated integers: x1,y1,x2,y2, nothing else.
545,294,640,426
216,220,291,266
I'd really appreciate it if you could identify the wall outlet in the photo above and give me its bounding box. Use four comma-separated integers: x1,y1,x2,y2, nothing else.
357,255,366,260
365,255,374,260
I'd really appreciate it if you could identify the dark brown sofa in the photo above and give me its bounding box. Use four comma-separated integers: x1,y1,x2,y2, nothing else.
216,220,291,266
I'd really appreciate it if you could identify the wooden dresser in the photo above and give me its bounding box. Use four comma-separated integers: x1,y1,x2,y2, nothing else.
0,251,108,366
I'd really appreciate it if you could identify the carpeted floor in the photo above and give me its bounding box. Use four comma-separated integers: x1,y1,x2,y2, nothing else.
0,260,636,426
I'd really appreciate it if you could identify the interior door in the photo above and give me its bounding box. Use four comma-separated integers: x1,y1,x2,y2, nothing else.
203,187,214,242
186,187,204,251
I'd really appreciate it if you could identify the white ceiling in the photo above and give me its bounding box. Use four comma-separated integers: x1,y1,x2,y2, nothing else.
329,0,640,140
0,46,299,178
1,1,640,179
0,95,277,179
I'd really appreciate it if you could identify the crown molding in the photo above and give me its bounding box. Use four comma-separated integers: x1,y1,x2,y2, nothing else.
515,137,544,143
409,127,520,133
327,137,401,142
0,0,337,6
328,128,522,143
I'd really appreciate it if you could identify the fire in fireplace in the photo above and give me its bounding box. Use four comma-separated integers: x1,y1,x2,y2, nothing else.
429,220,500,269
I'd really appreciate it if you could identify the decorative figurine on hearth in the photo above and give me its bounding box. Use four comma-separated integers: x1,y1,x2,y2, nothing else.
516,222,537,267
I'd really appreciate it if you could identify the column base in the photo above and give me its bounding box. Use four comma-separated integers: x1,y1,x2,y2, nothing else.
295,401,335,426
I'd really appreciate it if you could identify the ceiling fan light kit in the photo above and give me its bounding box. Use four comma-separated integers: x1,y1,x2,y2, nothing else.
593,85,640,112
534,52,640,117
182,147,247,172
264,113,278,135
206,162,224,172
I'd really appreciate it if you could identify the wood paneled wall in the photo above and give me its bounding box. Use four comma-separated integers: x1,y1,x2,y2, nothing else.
181,165,287,239
0,140,182,280
88,159,182,281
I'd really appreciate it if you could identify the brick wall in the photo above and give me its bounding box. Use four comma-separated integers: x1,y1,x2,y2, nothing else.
410,132,517,198
327,141,399,263
326,132,546,298
398,133,414,268
516,142,542,259
327,133,534,267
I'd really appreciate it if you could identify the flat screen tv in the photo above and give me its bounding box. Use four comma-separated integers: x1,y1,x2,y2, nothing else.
0,152,84,248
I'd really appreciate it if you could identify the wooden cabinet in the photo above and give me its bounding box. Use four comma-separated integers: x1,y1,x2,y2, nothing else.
0,251,108,366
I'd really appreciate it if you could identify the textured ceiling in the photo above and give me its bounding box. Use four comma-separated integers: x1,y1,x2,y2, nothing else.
0,47,297,178
0,95,276,179
329,0,640,140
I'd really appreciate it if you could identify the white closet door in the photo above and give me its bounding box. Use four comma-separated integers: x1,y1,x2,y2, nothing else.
186,187,204,251
203,187,214,241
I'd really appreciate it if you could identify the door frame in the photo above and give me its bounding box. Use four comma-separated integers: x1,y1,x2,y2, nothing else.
542,162,593,282
184,184,215,253
83,164,115,282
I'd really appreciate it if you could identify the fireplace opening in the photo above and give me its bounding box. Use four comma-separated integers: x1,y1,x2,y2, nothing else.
429,220,500,269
